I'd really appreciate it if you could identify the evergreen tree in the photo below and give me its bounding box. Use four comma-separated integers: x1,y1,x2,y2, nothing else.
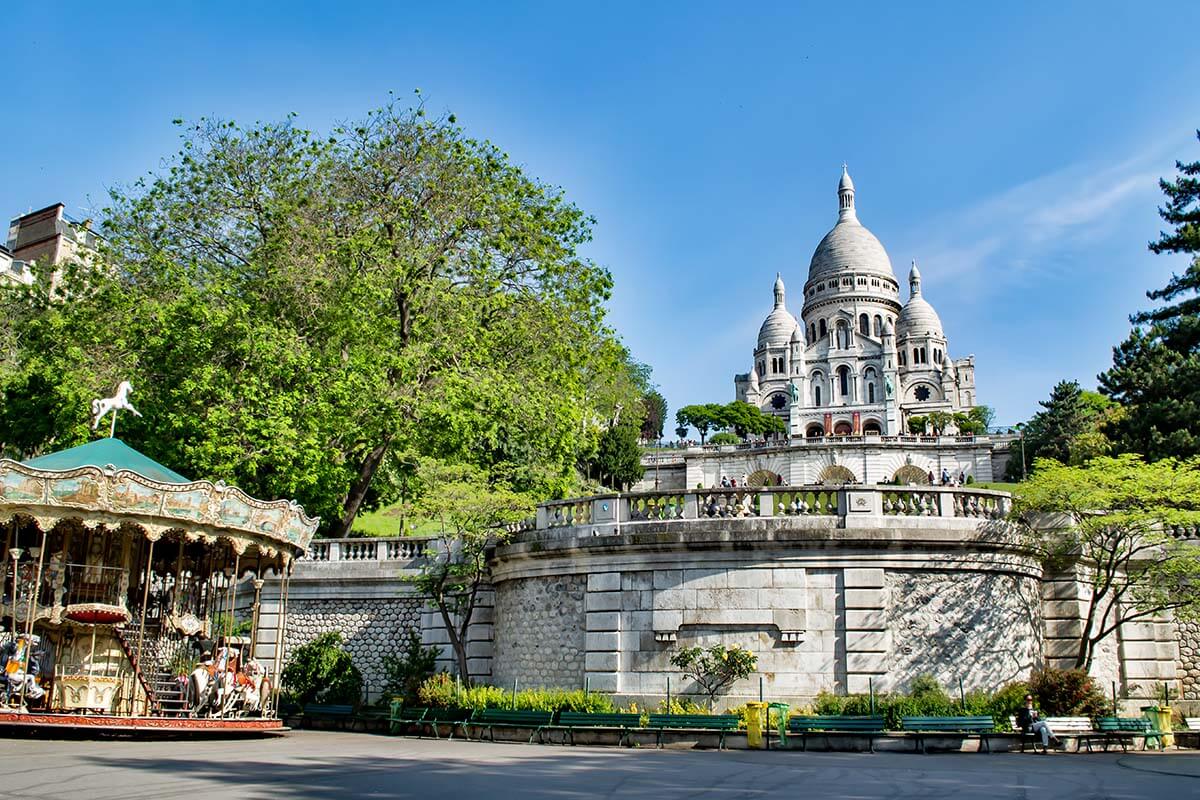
1013,381,1093,473
593,422,645,489
1100,131,1200,459
640,390,667,441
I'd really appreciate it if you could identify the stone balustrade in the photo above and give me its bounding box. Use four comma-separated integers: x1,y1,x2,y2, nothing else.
305,535,436,563
537,484,1012,531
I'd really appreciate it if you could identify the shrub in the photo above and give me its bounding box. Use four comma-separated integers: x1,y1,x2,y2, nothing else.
670,644,757,709
281,632,363,705
412,675,617,713
1028,668,1110,717
709,432,741,446
381,628,441,702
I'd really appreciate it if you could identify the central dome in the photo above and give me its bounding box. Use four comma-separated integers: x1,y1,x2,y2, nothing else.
807,166,896,282
807,220,895,280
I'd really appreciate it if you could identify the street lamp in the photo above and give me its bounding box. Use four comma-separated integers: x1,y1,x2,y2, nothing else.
1015,423,1027,481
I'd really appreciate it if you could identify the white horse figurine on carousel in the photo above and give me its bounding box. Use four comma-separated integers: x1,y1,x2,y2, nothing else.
91,380,142,437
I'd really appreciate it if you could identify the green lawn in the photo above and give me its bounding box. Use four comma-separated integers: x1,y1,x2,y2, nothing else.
351,503,444,537
973,481,1023,494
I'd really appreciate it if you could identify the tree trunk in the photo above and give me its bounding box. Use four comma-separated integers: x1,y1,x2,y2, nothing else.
435,601,471,684
330,438,392,538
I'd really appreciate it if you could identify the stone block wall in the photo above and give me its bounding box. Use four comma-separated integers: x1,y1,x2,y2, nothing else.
285,596,422,699
886,570,1042,692
490,575,585,689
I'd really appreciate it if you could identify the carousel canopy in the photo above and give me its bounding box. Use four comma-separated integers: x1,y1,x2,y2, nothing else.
24,438,190,484
2,437,318,558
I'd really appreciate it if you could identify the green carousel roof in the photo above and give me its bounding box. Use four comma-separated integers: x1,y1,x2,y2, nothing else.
23,438,190,484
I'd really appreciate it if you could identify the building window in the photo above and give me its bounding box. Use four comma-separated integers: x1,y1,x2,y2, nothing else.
915,385,931,402
857,277,867,286
770,393,787,410
859,313,869,335
873,315,882,336
842,277,852,287
837,365,850,399
809,323,816,343
814,385,822,406
818,319,827,338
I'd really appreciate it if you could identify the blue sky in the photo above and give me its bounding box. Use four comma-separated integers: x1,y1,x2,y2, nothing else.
4,2,1199,427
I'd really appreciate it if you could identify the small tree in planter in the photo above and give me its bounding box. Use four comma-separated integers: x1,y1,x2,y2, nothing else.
670,644,757,710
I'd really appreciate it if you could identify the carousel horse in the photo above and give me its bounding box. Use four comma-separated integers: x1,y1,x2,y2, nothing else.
186,662,219,717
91,381,142,431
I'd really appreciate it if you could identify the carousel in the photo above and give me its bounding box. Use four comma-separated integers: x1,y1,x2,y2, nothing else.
0,384,317,734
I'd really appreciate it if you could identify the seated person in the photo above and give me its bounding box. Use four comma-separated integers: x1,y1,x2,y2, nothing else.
1017,694,1060,748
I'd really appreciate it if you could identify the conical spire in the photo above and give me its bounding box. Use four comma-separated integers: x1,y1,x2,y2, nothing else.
773,272,786,308
909,259,922,297
838,164,856,221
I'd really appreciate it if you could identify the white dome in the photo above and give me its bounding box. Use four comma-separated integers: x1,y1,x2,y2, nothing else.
808,219,895,281
897,295,944,338
758,307,799,350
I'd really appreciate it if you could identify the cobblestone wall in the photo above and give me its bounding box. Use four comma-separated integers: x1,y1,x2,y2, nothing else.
491,574,586,689
887,570,1043,691
1178,619,1200,700
285,597,423,697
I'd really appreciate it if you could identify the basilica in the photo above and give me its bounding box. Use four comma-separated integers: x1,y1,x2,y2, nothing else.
735,168,977,437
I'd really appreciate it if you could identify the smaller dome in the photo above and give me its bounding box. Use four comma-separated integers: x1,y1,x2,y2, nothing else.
758,308,800,350
883,318,894,336
790,325,803,343
897,296,944,338
839,164,854,192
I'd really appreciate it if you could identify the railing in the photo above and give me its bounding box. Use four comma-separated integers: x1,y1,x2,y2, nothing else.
535,485,1012,531
303,535,438,563
683,434,990,453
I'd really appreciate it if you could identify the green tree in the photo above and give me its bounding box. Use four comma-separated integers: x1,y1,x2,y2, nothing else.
708,432,741,446
592,421,645,489
381,628,442,703
1014,454,1200,670
640,390,667,442
1100,133,1200,460
675,404,720,445
669,644,758,710
409,461,534,682
0,100,640,532
1012,382,1099,473
954,405,995,435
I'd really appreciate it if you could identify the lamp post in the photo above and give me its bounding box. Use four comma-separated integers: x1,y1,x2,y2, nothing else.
1015,423,1027,481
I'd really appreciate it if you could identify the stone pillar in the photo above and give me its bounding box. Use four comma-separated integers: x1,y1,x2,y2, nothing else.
843,568,890,693
584,572,622,693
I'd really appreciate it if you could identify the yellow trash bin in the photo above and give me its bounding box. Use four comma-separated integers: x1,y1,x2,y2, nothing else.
1143,706,1174,748
746,702,767,749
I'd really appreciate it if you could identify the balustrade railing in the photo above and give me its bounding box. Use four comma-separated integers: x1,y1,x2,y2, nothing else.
529,485,1011,532
303,536,437,563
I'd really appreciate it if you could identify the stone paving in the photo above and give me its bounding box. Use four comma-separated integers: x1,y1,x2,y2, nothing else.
0,730,1196,799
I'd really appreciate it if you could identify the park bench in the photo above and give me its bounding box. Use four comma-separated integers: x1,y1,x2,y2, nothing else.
1085,716,1161,752
301,703,356,730
388,702,429,735
647,713,741,750
901,715,997,753
557,712,643,746
419,707,473,739
1187,718,1200,732
786,715,887,752
1007,715,1094,752
1179,717,1200,749
466,709,558,744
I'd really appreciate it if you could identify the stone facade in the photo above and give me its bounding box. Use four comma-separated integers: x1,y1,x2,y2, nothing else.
886,570,1042,691
491,575,586,689
1175,619,1200,700
285,597,423,697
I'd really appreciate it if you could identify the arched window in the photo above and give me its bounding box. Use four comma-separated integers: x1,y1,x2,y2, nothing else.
864,367,877,404
859,313,869,335
814,385,822,406
806,423,824,438
863,419,882,435
809,323,816,343
913,347,920,364
873,315,882,336
818,319,827,339
837,365,850,399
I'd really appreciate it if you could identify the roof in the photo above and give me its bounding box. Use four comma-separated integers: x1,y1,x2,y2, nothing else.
808,218,895,281
23,438,190,484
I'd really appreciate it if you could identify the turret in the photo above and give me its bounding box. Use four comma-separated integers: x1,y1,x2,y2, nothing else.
838,164,856,221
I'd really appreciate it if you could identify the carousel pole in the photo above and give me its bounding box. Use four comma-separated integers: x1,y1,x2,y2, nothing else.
134,538,155,716
19,530,48,709
270,561,291,715
8,548,23,646
172,536,184,617
227,552,240,638
250,578,265,662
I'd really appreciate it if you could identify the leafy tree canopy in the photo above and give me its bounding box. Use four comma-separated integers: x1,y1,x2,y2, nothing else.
1014,454,1200,669
1007,382,1118,479
0,99,648,533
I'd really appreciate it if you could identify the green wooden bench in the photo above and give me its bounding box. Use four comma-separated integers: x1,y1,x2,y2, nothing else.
388,702,429,735
1087,716,1161,752
558,712,643,746
302,703,356,730
787,715,887,752
647,713,741,750
419,707,472,739
901,715,997,753
466,709,558,743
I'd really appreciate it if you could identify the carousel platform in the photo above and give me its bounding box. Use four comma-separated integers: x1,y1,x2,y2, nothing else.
0,710,287,738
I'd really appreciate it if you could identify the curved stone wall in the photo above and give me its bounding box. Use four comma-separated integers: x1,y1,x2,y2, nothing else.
490,515,1044,702
491,574,586,689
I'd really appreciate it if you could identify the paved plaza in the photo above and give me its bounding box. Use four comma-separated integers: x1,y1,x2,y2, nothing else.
1,731,1197,799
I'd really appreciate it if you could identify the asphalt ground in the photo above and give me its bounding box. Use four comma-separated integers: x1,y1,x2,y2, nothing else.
0,730,1196,799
